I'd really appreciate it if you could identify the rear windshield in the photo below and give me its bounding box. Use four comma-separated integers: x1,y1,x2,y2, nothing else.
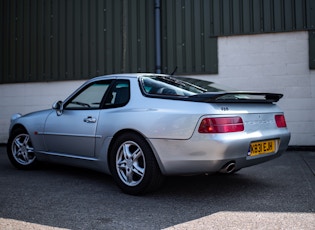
140,75,230,97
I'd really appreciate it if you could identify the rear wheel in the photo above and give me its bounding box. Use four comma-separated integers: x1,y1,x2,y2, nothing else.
109,132,164,195
7,128,37,169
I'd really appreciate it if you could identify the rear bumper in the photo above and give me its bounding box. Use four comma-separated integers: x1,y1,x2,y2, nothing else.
148,129,290,175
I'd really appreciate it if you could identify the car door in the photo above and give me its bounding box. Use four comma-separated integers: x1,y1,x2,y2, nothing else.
44,80,113,157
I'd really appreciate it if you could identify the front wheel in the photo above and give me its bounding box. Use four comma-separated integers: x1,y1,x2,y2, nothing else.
109,133,164,195
7,128,37,169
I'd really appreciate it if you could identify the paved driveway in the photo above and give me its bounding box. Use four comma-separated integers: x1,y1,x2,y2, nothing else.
0,146,314,229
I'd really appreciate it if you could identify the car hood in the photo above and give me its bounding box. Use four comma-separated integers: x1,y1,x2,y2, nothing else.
10,109,53,125
19,109,52,119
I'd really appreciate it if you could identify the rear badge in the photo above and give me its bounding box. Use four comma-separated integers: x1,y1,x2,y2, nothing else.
221,107,229,111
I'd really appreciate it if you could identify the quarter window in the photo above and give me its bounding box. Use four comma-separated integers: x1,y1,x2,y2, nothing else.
103,80,130,108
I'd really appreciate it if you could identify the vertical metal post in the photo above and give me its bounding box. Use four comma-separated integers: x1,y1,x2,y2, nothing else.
122,0,128,72
154,0,161,73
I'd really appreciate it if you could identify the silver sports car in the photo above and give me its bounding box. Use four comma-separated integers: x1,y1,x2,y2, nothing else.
7,73,290,195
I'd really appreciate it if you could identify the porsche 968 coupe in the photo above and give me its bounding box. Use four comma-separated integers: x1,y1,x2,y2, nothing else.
7,73,291,195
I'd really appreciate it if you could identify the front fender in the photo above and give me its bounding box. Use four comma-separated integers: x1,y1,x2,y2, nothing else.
9,109,54,151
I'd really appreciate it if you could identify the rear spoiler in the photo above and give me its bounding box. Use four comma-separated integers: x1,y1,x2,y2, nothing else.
189,92,283,103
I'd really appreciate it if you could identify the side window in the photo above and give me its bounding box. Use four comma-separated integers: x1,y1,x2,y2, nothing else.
103,80,130,108
65,80,111,110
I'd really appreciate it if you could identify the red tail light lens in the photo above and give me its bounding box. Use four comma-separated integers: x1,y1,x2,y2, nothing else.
275,114,287,128
198,117,244,133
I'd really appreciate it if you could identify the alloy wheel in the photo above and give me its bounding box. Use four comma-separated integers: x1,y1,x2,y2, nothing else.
11,133,36,166
116,141,146,187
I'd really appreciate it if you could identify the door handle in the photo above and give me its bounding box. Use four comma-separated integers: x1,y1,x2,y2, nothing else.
83,116,97,123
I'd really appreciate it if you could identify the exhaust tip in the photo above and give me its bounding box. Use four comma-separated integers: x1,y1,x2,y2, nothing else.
220,162,236,174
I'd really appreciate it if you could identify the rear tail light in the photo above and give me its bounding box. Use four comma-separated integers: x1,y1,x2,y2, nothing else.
198,117,244,133
275,114,287,128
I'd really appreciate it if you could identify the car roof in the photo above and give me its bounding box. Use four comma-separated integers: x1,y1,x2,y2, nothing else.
89,73,169,82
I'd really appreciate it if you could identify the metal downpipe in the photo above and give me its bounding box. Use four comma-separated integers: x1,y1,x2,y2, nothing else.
154,0,162,74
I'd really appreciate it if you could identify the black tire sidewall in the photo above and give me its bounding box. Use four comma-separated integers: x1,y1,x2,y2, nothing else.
109,132,163,195
7,128,37,170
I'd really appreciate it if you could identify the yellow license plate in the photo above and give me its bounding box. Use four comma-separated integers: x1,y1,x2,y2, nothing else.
249,140,275,156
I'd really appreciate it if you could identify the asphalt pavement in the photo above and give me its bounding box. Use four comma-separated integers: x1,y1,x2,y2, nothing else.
0,145,314,230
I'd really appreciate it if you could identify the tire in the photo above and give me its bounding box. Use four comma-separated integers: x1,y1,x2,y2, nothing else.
109,132,164,195
7,128,37,170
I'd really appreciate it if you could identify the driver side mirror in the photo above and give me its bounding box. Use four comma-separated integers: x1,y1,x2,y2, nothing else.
52,100,64,116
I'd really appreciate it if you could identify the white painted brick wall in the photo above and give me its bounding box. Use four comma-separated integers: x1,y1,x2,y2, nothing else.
204,31,315,146
0,31,314,145
0,81,84,143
